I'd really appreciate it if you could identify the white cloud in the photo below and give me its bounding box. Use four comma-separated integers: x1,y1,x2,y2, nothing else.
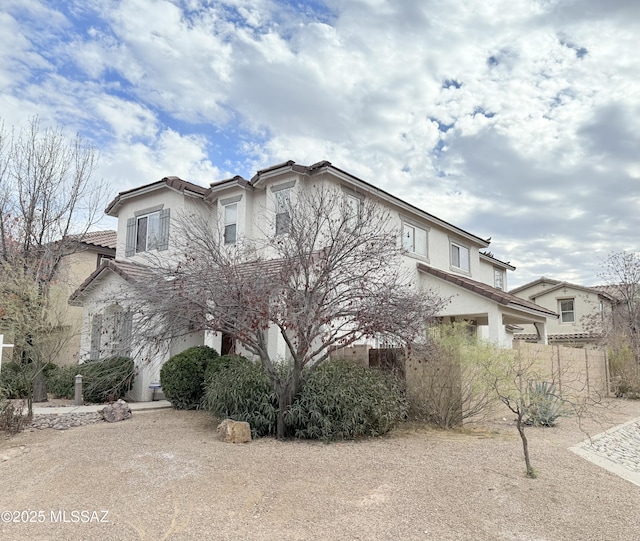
1,0,639,287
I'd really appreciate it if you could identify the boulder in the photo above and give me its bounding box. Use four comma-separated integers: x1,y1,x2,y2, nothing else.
216,419,251,443
100,399,132,423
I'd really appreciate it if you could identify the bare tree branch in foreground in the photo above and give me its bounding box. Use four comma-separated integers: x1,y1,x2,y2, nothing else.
130,186,447,438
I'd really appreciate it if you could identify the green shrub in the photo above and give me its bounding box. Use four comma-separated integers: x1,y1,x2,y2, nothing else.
526,381,562,427
285,359,408,441
45,364,77,399
160,346,219,410
204,355,278,438
0,362,30,399
81,356,135,403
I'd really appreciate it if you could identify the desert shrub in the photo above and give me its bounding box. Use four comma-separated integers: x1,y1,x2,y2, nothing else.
608,344,640,398
284,359,408,441
81,356,135,403
0,397,26,434
45,364,77,399
406,324,502,428
0,362,30,399
204,355,278,438
160,346,219,410
526,381,562,427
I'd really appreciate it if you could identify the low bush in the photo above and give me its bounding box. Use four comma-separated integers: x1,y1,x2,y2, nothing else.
285,359,408,441
204,355,278,438
45,365,77,399
0,362,30,399
406,324,502,428
608,344,640,398
80,356,135,403
0,397,26,434
160,346,219,410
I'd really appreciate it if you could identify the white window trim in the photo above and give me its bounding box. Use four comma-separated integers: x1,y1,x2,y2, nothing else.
136,211,161,253
223,202,238,245
450,239,471,274
559,298,575,324
494,267,504,290
400,216,429,261
274,187,292,236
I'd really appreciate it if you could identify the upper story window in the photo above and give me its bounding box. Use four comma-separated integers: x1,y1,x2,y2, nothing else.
224,203,237,245
125,207,170,256
402,221,428,258
494,268,504,290
137,212,160,252
275,188,291,236
450,241,470,272
345,194,362,231
559,298,575,323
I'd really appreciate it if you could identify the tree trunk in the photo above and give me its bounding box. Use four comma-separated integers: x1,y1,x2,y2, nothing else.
275,363,302,440
516,413,535,478
32,364,48,403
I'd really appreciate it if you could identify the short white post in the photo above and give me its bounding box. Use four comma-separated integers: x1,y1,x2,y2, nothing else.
74,374,83,405
0,334,15,374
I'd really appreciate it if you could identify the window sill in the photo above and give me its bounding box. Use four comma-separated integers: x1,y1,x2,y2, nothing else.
404,252,429,264
449,266,471,277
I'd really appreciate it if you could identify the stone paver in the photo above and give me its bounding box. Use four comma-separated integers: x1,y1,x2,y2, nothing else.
571,417,640,486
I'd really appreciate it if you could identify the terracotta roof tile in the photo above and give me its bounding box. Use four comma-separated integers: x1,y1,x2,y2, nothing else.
69,259,154,305
79,230,117,250
417,263,557,318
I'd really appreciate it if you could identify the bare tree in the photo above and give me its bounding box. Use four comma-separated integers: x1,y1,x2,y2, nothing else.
482,346,603,479
130,186,446,438
597,252,640,352
0,117,105,407
590,252,640,395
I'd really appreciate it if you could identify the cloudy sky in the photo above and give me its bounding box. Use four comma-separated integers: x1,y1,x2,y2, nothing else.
2,0,639,288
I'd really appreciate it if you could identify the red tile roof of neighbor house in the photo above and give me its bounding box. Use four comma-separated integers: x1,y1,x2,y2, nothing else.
514,332,600,343
416,263,558,317
79,230,117,250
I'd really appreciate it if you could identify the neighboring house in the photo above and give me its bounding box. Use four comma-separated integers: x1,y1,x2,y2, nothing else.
509,277,617,347
69,161,555,401
49,231,117,365
0,231,116,366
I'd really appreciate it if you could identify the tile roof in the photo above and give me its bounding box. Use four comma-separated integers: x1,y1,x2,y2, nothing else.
417,263,558,318
105,176,208,215
514,332,600,343
479,251,515,270
78,230,117,250
69,259,154,305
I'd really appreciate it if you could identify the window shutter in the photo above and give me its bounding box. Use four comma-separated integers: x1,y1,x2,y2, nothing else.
158,208,170,251
119,312,133,357
125,217,136,256
90,314,103,360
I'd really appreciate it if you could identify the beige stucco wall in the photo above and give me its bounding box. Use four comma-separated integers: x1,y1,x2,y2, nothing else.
49,248,106,365
514,286,609,338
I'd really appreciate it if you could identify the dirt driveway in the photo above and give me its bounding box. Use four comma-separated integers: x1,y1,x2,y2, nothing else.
1,401,640,541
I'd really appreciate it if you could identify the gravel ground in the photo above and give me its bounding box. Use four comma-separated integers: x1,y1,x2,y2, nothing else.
1,400,640,541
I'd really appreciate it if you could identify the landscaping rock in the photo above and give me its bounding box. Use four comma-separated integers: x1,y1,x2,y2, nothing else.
100,399,132,423
216,419,251,443
28,413,103,430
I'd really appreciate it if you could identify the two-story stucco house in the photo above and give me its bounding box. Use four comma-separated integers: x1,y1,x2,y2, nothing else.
510,278,617,348
70,161,555,401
